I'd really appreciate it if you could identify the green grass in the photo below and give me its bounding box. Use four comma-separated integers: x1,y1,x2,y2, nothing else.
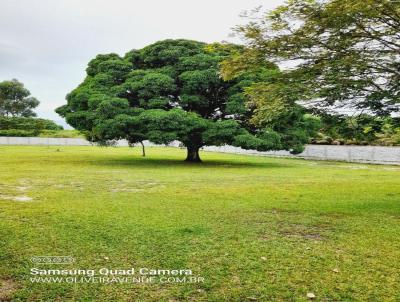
0,146,399,301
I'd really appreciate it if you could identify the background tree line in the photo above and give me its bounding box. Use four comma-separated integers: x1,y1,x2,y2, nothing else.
0,79,63,137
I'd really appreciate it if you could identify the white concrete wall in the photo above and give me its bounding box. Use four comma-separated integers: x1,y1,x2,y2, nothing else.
0,137,399,165
203,144,400,165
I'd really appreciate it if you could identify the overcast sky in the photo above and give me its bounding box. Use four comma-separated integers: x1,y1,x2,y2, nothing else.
0,0,284,128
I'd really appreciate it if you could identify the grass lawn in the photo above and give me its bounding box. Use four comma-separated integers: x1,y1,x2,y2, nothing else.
0,146,399,301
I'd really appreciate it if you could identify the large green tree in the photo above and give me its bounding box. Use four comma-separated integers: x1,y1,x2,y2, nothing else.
224,0,400,118
0,79,40,117
57,39,318,161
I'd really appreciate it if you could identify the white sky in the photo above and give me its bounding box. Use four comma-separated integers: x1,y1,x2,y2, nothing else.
0,0,284,128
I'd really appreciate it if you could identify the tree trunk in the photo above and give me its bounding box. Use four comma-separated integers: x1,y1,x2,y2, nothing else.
185,146,201,162
140,141,146,157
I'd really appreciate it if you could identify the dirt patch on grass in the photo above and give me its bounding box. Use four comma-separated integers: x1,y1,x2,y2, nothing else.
0,181,33,202
269,208,302,215
0,195,33,202
16,186,30,191
258,234,271,241
0,279,17,301
342,165,370,170
110,180,165,193
250,209,339,242
13,196,33,202
382,167,400,171
278,223,325,240
110,188,145,192
46,181,85,191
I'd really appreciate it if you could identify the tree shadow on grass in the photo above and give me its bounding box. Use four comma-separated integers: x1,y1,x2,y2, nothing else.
86,154,293,170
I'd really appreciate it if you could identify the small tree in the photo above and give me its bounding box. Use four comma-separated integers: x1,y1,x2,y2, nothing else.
0,79,39,117
57,39,318,162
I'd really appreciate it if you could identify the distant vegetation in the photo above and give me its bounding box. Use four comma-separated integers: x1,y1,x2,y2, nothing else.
0,116,84,138
314,115,400,146
0,116,63,137
0,79,70,137
38,130,84,138
0,79,39,117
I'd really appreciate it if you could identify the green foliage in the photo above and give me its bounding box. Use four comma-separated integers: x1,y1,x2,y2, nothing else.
315,114,400,146
0,116,63,137
0,116,62,131
377,123,400,146
57,39,318,161
38,130,84,138
0,129,38,137
227,0,400,115
0,79,40,117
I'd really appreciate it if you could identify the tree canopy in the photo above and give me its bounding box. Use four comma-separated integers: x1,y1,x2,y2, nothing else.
56,39,319,161
0,79,40,117
222,0,400,118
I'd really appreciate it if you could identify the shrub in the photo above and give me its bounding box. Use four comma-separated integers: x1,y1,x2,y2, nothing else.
38,130,84,138
0,116,63,137
0,129,39,137
0,116,62,131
